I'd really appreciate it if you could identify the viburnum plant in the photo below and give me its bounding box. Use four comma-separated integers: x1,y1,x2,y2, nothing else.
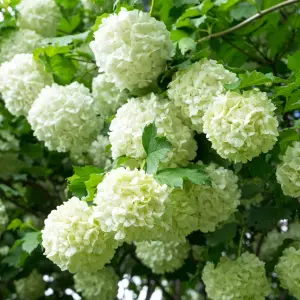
0,0,300,299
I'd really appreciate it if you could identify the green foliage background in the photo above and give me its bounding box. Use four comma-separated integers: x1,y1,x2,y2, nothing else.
0,0,300,299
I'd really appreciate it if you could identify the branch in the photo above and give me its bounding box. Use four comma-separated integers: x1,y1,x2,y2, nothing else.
199,0,300,42
256,233,265,256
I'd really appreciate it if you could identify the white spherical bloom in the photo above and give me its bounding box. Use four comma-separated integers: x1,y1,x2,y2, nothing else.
90,9,173,91
203,89,279,163
276,141,300,197
0,199,8,234
163,187,199,241
189,163,240,233
14,270,45,300
135,240,190,274
203,252,271,300
92,74,128,118
94,168,171,242
0,245,9,256
18,0,62,37
74,267,119,300
109,93,197,168
275,246,300,299
259,223,300,261
42,197,118,273
0,130,19,151
89,135,112,168
0,29,43,64
28,82,104,153
168,59,238,132
0,54,53,117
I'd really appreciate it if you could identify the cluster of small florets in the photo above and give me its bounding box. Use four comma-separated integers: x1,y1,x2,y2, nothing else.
94,168,171,242
28,82,104,153
203,90,279,163
168,59,238,132
135,240,190,274
202,252,271,300
92,74,128,118
0,54,53,117
275,246,300,299
90,9,173,91
18,0,62,37
0,200,8,235
189,163,241,232
0,130,19,152
0,29,43,64
109,93,197,167
42,197,118,273
276,141,300,198
74,267,119,300
14,269,45,300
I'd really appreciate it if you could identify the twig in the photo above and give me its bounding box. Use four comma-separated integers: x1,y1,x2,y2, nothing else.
199,0,300,42
256,233,265,256
145,277,156,300
238,227,246,257
149,0,155,16
173,280,181,300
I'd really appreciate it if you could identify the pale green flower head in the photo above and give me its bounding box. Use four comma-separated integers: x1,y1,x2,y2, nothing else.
42,197,118,273
0,54,53,117
168,59,238,133
0,130,19,152
94,167,172,242
18,0,62,37
74,267,119,300
0,29,43,64
203,89,279,163
90,9,173,91
189,163,241,233
109,93,197,168
135,240,191,274
275,246,300,299
276,141,300,197
28,82,104,153
202,252,271,300
15,269,45,300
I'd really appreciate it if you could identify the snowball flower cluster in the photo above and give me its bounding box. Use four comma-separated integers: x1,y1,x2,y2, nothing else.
42,197,118,273
88,135,112,168
0,54,53,117
92,74,128,118
74,267,119,300
189,163,240,232
94,168,171,242
90,9,173,91
202,252,271,300
276,141,300,197
0,246,9,256
14,270,45,300
275,246,300,299
0,130,19,152
259,223,300,261
168,59,237,132
164,187,199,241
203,89,279,163
135,240,190,274
0,29,43,64
109,93,197,167
18,0,62,37
28,82,104,153
0,200,8,234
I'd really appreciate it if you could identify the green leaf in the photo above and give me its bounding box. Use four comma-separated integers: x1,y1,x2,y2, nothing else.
7,219,24,231
42,31,90,47
170,30,189,42
217,0,239,10
284,90,300,112
174,0,199,7
154,165,211,188
21,232,41,254
247,206,292,232
279,129,300,153
179,37,196,55
68,166,104,198
230,2,257,20
55,0,80,9
142,123,172,174
225,71,276,90
241,183,262,200
93,13,109,31
287,51,300,72
50,55,77,85
206,223,237,247
59,14,81,34
84,173,104,201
